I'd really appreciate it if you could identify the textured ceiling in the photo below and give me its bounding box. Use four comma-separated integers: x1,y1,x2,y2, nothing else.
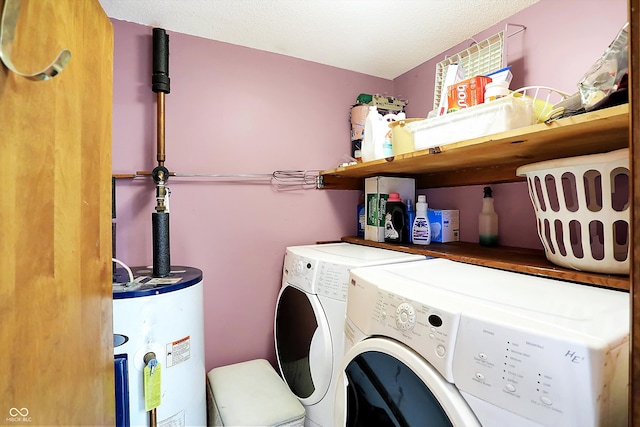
99,0,539,79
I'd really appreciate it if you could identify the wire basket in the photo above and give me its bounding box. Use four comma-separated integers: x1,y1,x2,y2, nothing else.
516,149,630,274
511,86,571,123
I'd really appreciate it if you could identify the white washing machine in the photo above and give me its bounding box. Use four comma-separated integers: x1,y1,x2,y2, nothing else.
274,242,425,427
334,258,629,427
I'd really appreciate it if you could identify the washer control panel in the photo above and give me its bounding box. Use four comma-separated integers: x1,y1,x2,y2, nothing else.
283,253,316,291
283,252,350,301
452,314,628,427
366,288,461,382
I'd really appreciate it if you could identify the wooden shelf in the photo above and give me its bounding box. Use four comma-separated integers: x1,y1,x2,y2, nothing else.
324,105,631,291
342,237,629,292
319,104,629,189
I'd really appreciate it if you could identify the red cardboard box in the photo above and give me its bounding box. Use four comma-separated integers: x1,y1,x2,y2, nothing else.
447,76,492,113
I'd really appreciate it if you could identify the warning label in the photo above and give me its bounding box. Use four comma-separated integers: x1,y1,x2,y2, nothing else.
159,410,185,427
166,336,190,368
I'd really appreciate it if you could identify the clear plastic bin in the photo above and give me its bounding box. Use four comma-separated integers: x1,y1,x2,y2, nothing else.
407,95,535,150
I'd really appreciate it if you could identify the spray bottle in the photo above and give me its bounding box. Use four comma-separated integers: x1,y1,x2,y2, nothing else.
479,186,499,246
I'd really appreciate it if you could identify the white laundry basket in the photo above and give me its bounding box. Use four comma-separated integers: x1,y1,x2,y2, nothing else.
516,149,630,274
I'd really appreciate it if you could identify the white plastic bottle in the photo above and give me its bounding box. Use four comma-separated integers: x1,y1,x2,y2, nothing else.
381,112,404,158
484,81,510,102
479,186,499,246
362,106,386,162
412,195,431,245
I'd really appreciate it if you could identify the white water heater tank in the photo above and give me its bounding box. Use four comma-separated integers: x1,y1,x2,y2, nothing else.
113,266,205,427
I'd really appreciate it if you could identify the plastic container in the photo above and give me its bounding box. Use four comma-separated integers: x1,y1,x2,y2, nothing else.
484,81,510,103
406,95,535,151
389,118,422,156
350,104,369,159
361,106,385,162
382,112,403,158
516,148,630,274
412,195,431,245
362,108,402,162
357,194,365,238
511,86,570,123
384,193,405,243
478,186,499,246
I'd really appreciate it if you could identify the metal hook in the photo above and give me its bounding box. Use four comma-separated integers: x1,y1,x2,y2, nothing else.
505,23,526,39
0,0,71,80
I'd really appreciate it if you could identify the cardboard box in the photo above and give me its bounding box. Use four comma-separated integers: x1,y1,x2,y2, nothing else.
365,177,415,242
486,66,513,84
356,94,407,112
447,76,492,113
427,209,460,243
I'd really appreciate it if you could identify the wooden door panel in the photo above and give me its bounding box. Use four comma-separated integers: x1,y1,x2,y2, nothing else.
0,0,114,425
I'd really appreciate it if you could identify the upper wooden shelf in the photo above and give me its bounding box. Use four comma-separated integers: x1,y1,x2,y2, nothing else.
319,104,629,189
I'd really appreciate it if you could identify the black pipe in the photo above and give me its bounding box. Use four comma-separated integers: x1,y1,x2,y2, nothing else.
152,28,170,94
152,212,171,278
151,28,171,278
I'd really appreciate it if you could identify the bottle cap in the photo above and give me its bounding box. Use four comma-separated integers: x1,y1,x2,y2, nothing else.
485,80,510,90
388,192,402,202
417,195,426,203
483,186,493,198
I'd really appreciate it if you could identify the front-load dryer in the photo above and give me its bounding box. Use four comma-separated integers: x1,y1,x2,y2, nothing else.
274,242,425,427
334,258,629,427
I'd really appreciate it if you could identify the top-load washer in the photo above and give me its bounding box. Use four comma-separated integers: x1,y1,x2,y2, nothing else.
274,242,425,427
334,258,629,427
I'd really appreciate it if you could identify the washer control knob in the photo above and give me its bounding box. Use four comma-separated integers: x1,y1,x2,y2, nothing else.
395,302,416,331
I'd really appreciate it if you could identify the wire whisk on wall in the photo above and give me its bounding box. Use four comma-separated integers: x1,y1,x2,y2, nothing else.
271,170,321,190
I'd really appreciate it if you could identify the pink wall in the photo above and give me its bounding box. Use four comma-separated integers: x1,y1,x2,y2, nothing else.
111,21,391,370
394,0,627,248
112,0,628,371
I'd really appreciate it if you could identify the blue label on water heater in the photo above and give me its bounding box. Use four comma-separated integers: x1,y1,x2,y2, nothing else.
112,265,203,299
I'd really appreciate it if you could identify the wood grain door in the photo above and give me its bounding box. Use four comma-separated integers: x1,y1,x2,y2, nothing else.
630,1,639,425
0,0,115,425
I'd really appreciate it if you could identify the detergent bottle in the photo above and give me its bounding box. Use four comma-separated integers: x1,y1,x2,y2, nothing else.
412,195,431,245
384,193,405,243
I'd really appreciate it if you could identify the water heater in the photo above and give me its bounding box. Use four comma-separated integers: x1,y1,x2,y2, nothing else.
113,266,206,427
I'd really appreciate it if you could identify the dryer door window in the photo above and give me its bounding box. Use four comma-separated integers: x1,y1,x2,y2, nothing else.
335,337,480,427
345,350,452,427
275,285,331,400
